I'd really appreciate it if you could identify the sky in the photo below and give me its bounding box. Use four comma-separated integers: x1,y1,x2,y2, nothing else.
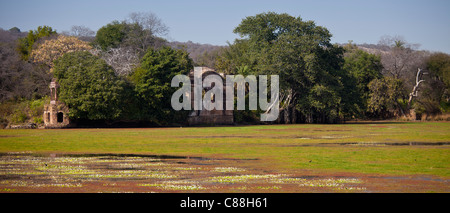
1,0,449,53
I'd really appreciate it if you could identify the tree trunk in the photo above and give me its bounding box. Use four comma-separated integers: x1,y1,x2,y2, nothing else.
284,106,291,124
407,68,427,110
291,107,297,124
306,110,313,124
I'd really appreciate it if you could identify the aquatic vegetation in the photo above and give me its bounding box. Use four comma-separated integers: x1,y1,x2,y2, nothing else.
297,178,366,191
0,151,441,192
33,183,83,188
159,184,206,191
209,174,284,183
172,167,200,171
213,167,246,173
0,188,16,192
138,181,206,191
0,152,368,192
256,186,281,190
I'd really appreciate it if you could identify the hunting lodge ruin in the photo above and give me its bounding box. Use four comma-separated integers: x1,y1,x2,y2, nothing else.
187,67,234,125
43,67,233,128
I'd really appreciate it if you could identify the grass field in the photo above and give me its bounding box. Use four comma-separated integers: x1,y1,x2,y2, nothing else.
0,121,449,192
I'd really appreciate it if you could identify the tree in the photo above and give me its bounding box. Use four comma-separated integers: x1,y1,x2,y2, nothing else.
131,46,193,124
407,68,427,109
95,47,139,76
226,12,353,123
91,21,140,75
8,27,21,33
367,77,405,118
66,25,95,37
30,35,92,71
377,35,428,86
53,51,126,120
93,12,168,53
93,21,126,51
426,53,450,91
17,26,57,60
215,40,253,75
343,45,383,115
63,25,95,41
126,12,169,51
419,52,450,114
127,12,169,37
93,14,169,76
374,35,432,117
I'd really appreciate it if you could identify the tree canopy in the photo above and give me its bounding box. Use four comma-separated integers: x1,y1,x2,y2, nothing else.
31,35,92,71
17,26,57,60
131,46,193,124
53,51,126,121
93,21,127,51
93,14,167,53
220,12,357,123
343,45,383,116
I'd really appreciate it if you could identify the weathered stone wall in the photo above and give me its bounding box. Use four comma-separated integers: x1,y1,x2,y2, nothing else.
187,67,234,125
43,102,71,128
43,79,71,128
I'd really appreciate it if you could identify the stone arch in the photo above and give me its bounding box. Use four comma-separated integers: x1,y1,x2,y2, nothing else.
201,70,224,81
187,67,233,125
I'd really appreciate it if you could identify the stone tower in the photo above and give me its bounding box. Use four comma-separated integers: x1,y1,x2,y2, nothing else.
43,79,70,128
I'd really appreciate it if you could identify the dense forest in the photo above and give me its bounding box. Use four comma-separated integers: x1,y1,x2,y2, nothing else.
1,12,449,128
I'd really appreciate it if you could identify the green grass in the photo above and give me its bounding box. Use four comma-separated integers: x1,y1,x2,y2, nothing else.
0,122,449,177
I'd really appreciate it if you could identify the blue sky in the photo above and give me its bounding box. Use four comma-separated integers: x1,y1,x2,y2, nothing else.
1,0,449,53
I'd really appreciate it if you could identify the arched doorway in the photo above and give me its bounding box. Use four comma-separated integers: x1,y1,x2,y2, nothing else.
57,112,64,123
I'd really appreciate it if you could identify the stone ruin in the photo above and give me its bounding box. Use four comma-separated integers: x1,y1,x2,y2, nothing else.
187,67,234,125
43,79,71,128
42,68,233,128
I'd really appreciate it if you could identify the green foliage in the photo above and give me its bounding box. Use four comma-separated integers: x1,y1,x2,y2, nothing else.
53,51,126,120
343,47,383,116
11,109,28,124
195,48,222,68
93,21,127,51
131,46,193,124
28,98,46,123
17,26,57,60
308,84,341,122
215,40,254,75
426,53,450,98
404,52,450,116
368,77,405,118
93,20,161,52
8,27,21,33
440,101,450,113
0,97,47,125
226,12,356,123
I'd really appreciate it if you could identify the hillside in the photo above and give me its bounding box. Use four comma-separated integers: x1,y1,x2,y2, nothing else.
168,41,224,67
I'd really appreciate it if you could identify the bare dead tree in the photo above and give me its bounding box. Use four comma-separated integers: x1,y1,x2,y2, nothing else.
378,35,425,80
125,12,169,52
69,25,95,37
92,47,139,76
127,12,169,37
62,25,95,42
408,68,428,109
